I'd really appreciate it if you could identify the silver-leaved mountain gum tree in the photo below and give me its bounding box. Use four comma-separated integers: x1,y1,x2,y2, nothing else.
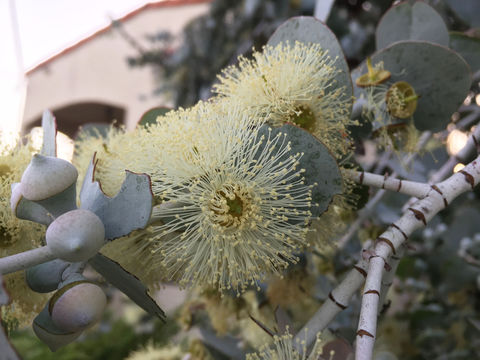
1,1,480,359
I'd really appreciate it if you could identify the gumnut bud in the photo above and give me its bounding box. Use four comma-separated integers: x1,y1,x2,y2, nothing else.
46,209,105,262
49,281,107,333
33,306,83,352
20,154,78,201
26,259,69,293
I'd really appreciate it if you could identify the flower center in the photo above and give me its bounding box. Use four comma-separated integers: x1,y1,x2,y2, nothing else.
209,185,253,228
386,81,419,119
0,164,11,176
289,105,316,131
225,194,244,218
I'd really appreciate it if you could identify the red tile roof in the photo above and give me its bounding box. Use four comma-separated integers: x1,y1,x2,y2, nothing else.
26,0,211,75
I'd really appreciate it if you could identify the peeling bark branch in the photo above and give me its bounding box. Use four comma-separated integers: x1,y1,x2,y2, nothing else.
294,256,368,350
346,170,431,198
377,245,405,315
338,131,432,249
355,154,480,360
297,151,480,355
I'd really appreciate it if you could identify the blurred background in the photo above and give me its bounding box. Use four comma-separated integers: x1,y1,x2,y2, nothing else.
1,0,474,146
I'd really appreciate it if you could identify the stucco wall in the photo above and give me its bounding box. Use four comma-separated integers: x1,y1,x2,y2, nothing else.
23,1,210,132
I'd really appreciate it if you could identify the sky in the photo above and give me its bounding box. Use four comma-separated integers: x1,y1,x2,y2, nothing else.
0,0,152,143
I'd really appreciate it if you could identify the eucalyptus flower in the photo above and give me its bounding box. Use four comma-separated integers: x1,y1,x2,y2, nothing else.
149,104,315,293
213,41,360,249
361,81,421,154
213,41,356,160
247,331,324,360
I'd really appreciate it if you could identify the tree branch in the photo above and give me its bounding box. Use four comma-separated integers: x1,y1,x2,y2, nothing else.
355,153,480,360
346,170,431,198
377,245,405,315
0,246,56,275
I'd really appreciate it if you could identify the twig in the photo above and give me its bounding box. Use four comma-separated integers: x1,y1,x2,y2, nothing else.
0,246,56,275
355,153,480,360
338,131,432,249
377,245,405,315
346,170,431,198
293,243,370,350
296,130,480,352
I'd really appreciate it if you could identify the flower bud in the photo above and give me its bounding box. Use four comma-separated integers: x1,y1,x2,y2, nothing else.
46,209,105,262
49,281,107,333
20,154,78,201
33,306,82,352
26,259,69,293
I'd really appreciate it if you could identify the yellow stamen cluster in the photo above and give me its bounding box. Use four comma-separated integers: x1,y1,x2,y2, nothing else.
362,81,421,156
76,100,315,293
213,41,355,160
150,112,314,292
212,41,358,251
0,139,49,329
247,330,325,360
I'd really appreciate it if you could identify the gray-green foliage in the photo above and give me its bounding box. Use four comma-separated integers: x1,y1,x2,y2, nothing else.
450,32,480,73
352,40,471,131
256,124,343,217
89,254,166,321
376,1,449,49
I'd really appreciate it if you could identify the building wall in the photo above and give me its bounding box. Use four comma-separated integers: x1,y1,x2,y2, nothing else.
23,1,210,135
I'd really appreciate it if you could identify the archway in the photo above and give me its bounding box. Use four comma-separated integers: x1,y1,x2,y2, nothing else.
26,101,126,138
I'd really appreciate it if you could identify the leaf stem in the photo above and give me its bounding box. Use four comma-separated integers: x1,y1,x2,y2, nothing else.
0,246,56,275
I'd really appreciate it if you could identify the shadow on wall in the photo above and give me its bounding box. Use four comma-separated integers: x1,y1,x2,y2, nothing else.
26,101,126,139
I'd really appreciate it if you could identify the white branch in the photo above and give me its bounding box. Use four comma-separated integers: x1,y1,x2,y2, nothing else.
377,246,405,315
294,245,370,350
0,246,56,275
295,128,479,354
338,131,432,249
355,153,480,360
346,170,431,198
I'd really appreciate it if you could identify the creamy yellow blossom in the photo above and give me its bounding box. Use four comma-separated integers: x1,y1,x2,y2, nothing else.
213,41,360,246
361,80,421,154
213,41,355,160
0,139,48,329
148,105,314,293
247,330,324,360
126,339,213,360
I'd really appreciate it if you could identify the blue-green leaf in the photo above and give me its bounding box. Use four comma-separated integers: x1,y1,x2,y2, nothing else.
89,253,166,321
376,2,449,49
138,107,171,127
352,41,471,132
256,124,342,218
41,110,57,158
445,0,480,28
80,154,153,240
450,32,480,73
